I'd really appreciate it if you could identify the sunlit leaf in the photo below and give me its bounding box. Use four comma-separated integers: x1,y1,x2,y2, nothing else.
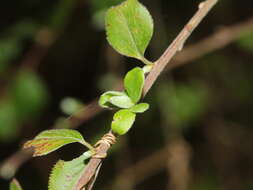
10,179,23,190
105,0,153,61
124,67,145,103
23,129,88,156
49,151,93,190
129,103,149,113
111,109,136,135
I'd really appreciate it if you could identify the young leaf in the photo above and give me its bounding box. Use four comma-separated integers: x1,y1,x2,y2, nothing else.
24,129,91,156
10,179,23,190
124,67,145,103
129,103,149,113
99,91,124,108
111,109,136,135
99,91,134,109
106,0,153,61
109,93,135,108
49,151,93,190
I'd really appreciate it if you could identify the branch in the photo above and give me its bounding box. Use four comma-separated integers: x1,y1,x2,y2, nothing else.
143,0,218,95
3,12,253,181
172,17,253,68
75,0,218,189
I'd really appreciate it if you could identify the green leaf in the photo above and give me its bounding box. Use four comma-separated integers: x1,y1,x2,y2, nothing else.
157,83,209,128
237,31,253,52
124,67,145,103
10,70,48,121
10,179,23,190
109,93,135,108
111,109,136,135
0,100,18,142
49,151,92,190
99,91,134,109
129,103,149,113
99,91,123,108
105,0,153,61
23,129,91,156
60,97,84,115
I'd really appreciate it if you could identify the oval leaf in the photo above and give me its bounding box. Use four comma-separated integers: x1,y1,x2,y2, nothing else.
124,67,145,103
10,179,23,190
23,129,86,156
99,91,124,108
49,151,92,190
111,109,136,135
106,0,153,61
110,93,135,108
129,103,149,113
99,91,134,109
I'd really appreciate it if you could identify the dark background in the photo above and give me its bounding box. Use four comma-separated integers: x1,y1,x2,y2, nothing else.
1,0,253,189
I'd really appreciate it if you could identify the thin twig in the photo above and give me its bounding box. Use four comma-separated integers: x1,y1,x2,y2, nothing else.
75,0,218,189
173,17,253,67
143,0,218,96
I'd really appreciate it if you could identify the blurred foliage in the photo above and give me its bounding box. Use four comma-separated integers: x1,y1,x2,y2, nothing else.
0,99,19,141
0,70,48,142
0,21,38,74
10,70,48,120
60,97,84,116
157,82,209,129
49,0,77,31
237,31,253,52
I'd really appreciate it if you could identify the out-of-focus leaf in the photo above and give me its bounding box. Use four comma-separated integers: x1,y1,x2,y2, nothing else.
60,97,84,116
10,179,23,190
0,39,20,73
23,129,88,156
237,31,253,52
0,100,18,142
124,67,145,103
98,73,119,91
10,70,48,120
105,0,153,61
54,117,71,129
0,21,38,74
50,0,76,31
158,83,209,128
111,109,136,135
191,174,222,190
129,103,149,113
48,151,93,190
9,20,38,39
